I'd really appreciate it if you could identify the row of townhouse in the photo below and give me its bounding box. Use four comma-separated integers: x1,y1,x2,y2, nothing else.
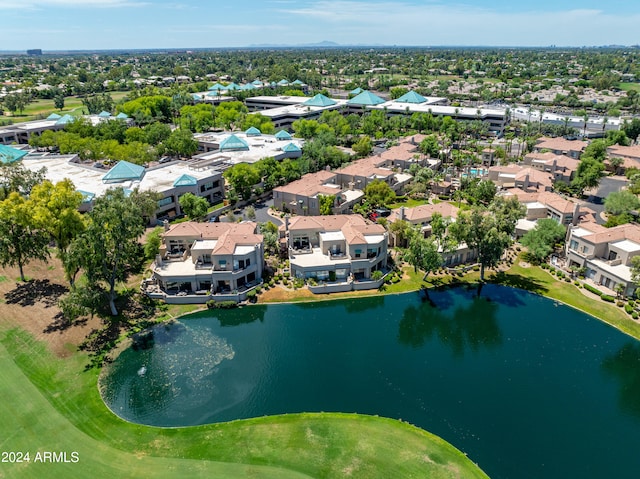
146,215,391,302
281,215,389,291
566,222,640,297
147,222,265,303
273,137,421,215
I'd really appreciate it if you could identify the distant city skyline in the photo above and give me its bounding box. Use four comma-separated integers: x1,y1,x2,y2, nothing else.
1,0,639,51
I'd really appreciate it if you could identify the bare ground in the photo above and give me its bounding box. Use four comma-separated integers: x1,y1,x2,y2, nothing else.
0,258,103,357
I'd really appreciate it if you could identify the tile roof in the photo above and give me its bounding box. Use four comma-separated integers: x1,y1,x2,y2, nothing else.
163,221,262,255
607,145,640,161
274,170,339,197
388,202,459,223
287,214,385,245
534,136,587,153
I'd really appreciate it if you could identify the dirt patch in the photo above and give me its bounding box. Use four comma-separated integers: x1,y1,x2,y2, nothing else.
0,259,102,357
258,285,316,303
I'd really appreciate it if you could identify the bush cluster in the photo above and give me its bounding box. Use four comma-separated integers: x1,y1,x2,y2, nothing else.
583,284,603,296
206,300,238,309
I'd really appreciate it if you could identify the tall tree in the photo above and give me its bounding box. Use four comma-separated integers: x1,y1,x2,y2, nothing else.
30,179,85,285
0,163,47,200
179,192,209,221
223,163,260,200
405,227,442,281
520,218,566,264
364,179,396,207
0,193,50,281
70,188,156,316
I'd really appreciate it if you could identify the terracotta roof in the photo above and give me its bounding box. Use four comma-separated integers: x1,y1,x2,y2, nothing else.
581,223,640,245
388,202,459,223
607,144,640,160
163,221,258,239
287,214,385,245
273,170,339,197
534,136,587,153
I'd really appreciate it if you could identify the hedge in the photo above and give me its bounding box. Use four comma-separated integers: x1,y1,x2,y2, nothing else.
584,284,603,296
601,294,615,303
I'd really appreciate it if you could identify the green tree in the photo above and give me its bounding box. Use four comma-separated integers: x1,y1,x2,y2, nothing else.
0,163,47,200
259,222,279,256
144,227,163,261
450,198,525,280
405,227,442,280
69,188,157,316
318,194,335,215
604,190,640,216
162,127,198,159
179,193,209,221
82,93,114,115
364,179,396,207
53,93,65,111
0,192,50,281
223,163,260,200
419,135,440,157
352,136,373,158
520,218,566,264
30,179,85,285
571,157,605,196
390,87,408,100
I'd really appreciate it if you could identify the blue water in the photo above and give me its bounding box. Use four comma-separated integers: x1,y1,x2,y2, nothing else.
101,285,640,479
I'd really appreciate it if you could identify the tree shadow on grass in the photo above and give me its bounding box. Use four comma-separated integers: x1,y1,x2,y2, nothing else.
4,279,68,308
489,271,548,296
43,311,87,334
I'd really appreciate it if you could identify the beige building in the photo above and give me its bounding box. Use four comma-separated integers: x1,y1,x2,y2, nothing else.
522,151,579,183
533,137,587,159
566,222,640,297
148,222,264,303
283,215,388,290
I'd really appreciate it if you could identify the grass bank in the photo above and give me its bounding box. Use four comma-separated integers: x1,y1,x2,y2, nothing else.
0,324,488,479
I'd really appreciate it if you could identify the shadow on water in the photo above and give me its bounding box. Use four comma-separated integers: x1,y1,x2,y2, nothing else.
399,286,502,356
216,305,267,327
602,342,640,420
294,294,386,315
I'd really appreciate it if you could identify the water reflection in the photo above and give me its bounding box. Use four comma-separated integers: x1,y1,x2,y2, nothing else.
398,287,502,355
217,305,267,327
602,342,640,419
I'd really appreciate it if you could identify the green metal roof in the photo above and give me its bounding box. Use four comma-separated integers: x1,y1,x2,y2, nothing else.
245,126,262,136
173,174,198,187
347,90,385,106
115,112,129,119
275,130,292,140
98,111,112,118
102,160,145,183
46,113,62,120
219,134,249,152
303,94,336,107
395,91,427,104
56,114,75,125
281,142,301,153
0,144,28,164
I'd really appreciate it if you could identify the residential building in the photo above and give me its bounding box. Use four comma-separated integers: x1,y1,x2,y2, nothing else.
606,144,640,173
533,137,587,159
565,222,640,297
148,221,264,303
487,165,554,192
283,215,388,290
522,151,578,183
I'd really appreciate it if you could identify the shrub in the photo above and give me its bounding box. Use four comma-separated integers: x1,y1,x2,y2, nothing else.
392,276,401,283
584,284,603,296
625,304,634,314
308,278,318,286
574,281,580,286
206,300,238,309
601,294,615,303
616,301,624,307
628,300,636,307
246,289,258,302
564,277,571,282
328,270,336,282
371,270,383,281
633,312,639,320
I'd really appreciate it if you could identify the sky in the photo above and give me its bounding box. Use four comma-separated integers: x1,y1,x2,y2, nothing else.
1,0,639,51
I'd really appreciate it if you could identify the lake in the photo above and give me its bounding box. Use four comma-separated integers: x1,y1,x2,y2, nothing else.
101,285,640,479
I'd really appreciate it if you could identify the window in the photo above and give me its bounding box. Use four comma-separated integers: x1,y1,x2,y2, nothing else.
355,249,362,258
570,240,579,250
581,246,589,254
157,196,174,207
218,259,227,269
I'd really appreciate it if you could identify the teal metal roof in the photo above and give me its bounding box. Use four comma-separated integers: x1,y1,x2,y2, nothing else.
191,94,203,101
277,79,289,86
77,190,96,203
282,142,301,153
347,91,385,106
395,91,427,104
115,112,129,119
275,130,292,140
303,94,336,107
0,144,28,164
208,83,225,91
245,126,262,136
98,111,112,118
173,174,198,187
46,113,62,120
225,82,241,90
350,87,364,95
102,160,145,183
292,79,304,85
206,91,220,97
56,114,75,125
219,134,249,152
251,80,263,86
241,83,256,90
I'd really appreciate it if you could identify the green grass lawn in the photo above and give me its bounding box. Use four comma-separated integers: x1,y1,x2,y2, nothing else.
0,325,488,479
619,83,640,93
5,91,131,124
